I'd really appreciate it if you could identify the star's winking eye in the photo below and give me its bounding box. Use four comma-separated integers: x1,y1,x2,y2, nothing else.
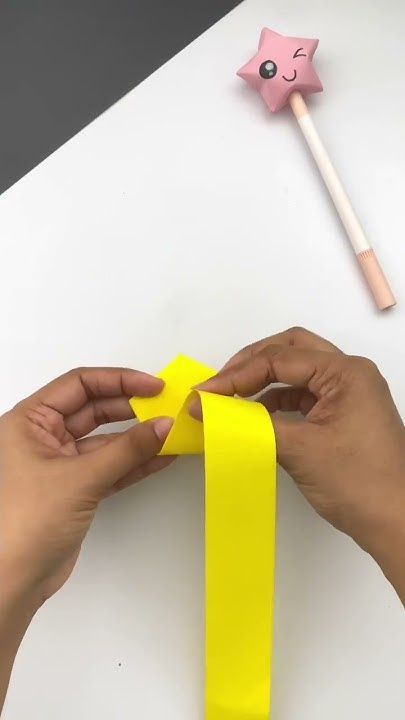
259,60,277,79
293,48,307,58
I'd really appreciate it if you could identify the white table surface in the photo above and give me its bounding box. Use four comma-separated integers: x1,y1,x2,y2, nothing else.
1,0,404,717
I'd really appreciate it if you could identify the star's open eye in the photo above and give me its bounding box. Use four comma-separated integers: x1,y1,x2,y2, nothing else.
293,48,306,58
259,60,277,79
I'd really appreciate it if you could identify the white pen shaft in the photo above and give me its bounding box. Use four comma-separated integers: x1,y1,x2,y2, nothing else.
288,91,396,310
296,110,368,253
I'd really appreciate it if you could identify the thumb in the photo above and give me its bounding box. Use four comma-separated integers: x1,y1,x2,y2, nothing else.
271,414,313,474
78,416,173,494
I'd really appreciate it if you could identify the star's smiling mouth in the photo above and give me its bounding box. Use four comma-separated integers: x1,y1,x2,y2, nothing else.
282,70,297,82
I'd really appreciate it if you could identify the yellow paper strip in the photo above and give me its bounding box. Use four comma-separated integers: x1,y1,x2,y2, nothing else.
130,355,277,719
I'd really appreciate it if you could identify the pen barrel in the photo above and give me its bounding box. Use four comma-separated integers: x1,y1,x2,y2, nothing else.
289,91,396,309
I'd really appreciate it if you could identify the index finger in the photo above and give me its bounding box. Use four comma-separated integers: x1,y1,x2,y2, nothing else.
223,327,340,370
198,345,341,398
21,367,164,416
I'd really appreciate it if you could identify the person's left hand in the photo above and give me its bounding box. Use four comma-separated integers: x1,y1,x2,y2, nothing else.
0,367,174,606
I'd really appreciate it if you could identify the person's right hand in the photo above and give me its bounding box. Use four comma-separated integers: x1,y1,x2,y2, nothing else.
197,327,405,600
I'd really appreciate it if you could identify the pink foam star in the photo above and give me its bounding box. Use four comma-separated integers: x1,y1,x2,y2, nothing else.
237,28,323,113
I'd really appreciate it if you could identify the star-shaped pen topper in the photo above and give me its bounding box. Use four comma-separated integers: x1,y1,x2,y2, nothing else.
237,28,323,113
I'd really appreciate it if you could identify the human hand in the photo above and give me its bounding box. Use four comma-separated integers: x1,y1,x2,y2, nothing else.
197,328,405,599
0,367,173,607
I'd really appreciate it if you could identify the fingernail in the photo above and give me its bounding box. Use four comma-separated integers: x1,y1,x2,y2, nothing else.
153,417,174,442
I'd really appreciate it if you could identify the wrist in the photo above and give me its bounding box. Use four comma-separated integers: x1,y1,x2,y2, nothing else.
0,557,43,619
354,496,405,602
0,560,41,714
369,526,405,603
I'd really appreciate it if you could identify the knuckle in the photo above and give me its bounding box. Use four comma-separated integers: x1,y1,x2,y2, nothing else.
93,401,109,427
235,343,251,359
239,342,259,362
350,355,380,377
348,356,387,387
66,366,90,386
68,366,87,376
11,399,24,413
286,326,308,342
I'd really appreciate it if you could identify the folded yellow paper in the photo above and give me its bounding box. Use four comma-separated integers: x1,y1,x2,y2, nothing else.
130,355,277,719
